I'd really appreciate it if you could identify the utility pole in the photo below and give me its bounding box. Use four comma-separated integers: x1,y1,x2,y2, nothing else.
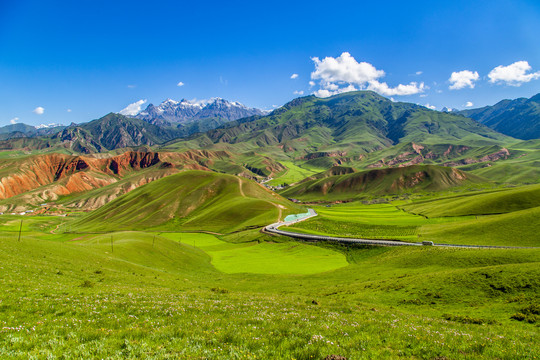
17,219,23,242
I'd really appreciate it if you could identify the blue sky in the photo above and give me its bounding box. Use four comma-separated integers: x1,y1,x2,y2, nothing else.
1,0,540,126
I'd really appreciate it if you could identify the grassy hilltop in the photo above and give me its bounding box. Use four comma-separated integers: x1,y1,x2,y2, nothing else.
71,170,303,233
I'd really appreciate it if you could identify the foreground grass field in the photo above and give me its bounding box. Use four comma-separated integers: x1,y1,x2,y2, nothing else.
160,232,348,274
0,215,539,359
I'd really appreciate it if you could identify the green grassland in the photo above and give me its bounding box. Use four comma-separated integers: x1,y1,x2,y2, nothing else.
401,183,540,218
160,232,348,274
281,187,540,247
266,160,321,186
279,165,487,202
0,215,538,359
283,203,474,242
70,170,304,233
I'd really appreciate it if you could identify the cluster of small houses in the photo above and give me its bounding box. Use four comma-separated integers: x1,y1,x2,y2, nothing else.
0,210,34,216
0,203,59,216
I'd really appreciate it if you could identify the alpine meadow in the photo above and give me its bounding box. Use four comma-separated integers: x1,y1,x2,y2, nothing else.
1,1,539,359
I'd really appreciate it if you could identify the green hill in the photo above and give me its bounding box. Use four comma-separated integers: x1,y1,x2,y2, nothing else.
459,93,540,140
72,170,303,233
402,184,540,218
280,165,486,201
169,91,513,156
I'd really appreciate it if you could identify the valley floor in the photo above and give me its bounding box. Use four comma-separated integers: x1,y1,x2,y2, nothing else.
0,218,538,359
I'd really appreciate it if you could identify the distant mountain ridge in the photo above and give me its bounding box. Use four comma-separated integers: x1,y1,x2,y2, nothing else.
0,123,65,140
52,113,183,153
133,97,267,126
184,91,513,155
459,93,540,140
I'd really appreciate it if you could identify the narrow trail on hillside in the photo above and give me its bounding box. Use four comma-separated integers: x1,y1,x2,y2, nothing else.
50,222,62,234
238,178,245,197
269,202,284,222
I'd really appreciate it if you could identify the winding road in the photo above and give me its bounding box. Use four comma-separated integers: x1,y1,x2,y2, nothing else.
264,208,534,249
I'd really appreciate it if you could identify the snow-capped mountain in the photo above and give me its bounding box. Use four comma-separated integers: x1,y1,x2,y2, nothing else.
35,123,63,129
134,98,267,125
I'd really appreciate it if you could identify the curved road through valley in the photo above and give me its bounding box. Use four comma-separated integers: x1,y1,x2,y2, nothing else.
264,208,534,249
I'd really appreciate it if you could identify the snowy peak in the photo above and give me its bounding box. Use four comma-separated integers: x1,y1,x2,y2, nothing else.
35,123,63,129
134,97,265,125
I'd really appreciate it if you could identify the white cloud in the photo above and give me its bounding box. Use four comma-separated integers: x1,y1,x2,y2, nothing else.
67,109,72,112
311,52,425,97
311,52,384,84
33,106,45,115
314,84,357,98
449,70,479,90
127,84,136,88
290,73,299,79
424,103,436,110
465,101,474,107
119,99,147,116
419,94,427,98
416,71,423,75
488,61,540,86
10,117,19,124
177,81,185,87
293,90,304,95
367,80,426,96
309,81,315,87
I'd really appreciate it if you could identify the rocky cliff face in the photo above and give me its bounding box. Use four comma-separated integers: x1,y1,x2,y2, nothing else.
0,151,166,200
0,148,239,211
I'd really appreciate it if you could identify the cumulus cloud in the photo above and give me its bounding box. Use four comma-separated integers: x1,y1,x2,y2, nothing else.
310,52,425,98
314,84,358,98
177,81,185,87
33,106,45,115
119,99,147,116
367,80,426,96
449,70,479,90
293,90,304,95
67,109,72,112
424,103,436,110
416,71,423,75
10,117,18,124
309,81,315,87
488,61,540,86
465,101,474,107
290,73,299,79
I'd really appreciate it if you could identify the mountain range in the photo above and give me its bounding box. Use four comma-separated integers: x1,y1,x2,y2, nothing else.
0,90,539,211
132,97,267,126
458,93,540,140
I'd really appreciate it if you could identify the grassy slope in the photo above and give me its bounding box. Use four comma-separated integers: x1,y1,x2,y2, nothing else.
401,183,540,217
266,160,321,186
0,219,538,359
283,203,473,242
280,164,486,201
71,170,303,233
419,206,540,247
161,232,348,274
